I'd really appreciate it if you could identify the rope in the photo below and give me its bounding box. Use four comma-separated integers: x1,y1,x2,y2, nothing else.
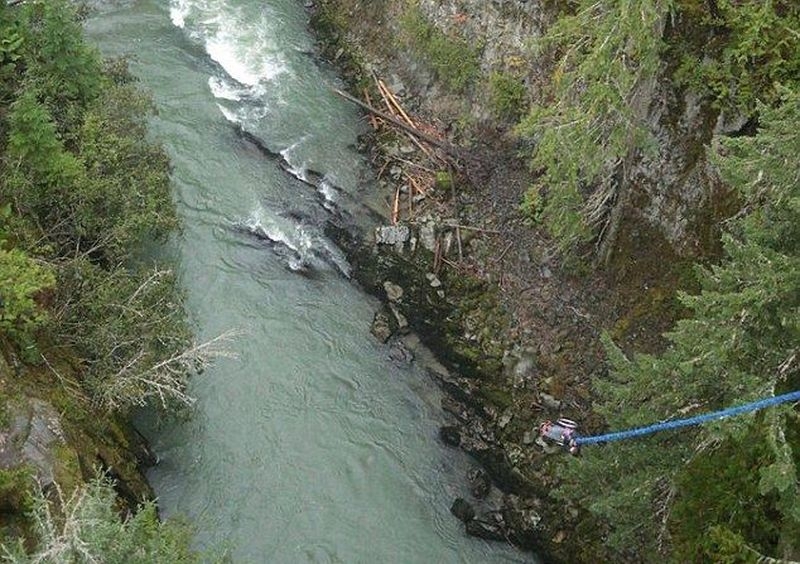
574,390,800,446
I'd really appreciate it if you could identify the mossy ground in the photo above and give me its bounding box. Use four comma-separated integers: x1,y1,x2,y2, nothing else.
0,339,154,544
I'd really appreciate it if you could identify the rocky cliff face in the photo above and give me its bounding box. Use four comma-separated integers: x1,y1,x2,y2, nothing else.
316,0,726,260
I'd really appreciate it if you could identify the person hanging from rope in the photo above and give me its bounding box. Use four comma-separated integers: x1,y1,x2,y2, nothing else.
538,418,580,455
536,389,800,455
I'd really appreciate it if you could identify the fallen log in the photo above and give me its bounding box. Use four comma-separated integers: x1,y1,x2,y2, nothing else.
374,77,435,161
376,76,416,128
332,88,462,160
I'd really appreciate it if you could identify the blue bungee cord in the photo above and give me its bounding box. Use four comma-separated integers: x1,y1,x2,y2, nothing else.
573,389,800,446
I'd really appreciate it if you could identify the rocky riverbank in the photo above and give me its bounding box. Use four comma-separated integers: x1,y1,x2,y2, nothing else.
309,6,613,562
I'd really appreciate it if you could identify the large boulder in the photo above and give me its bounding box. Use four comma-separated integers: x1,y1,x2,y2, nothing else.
465,513,506,542
375,225,410,250
0,399,74,489
450,497,475,523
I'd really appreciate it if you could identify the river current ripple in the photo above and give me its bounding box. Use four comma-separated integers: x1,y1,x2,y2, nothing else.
86,0,531,561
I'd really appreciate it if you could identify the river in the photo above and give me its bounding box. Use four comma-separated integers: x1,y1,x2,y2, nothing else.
85,0,530,562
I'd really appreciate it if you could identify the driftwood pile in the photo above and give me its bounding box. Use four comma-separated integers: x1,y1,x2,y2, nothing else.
333,74,461,226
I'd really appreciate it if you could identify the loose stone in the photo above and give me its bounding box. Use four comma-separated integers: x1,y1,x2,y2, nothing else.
370,311,393,343
383,281,404,302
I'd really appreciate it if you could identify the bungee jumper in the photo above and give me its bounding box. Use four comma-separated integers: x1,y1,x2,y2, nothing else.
537,418,581,455
538,389,800,455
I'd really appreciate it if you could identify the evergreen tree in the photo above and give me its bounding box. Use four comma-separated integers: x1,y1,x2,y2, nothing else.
516,0,671,253
75,80,176,262
558,88,800,560
16,0,102,137
518,0,800,257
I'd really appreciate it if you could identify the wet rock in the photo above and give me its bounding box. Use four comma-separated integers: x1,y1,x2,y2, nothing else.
465,517,506,542
1,399,66,488
370,310,393,343
467,468,491,499
385,143,400,158
426,272,442,288
387,74,406,97
450,497,475,523
418,218,437,252
539,392,561,410
388,303,408,332
439,425,461,447
388,340,414,364
510,348,537,389
714,109,751,136
375,225,410,250
502,495,544,549
497,409,513,430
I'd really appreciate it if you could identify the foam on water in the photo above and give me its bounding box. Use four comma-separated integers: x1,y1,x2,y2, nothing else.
278,137,309,179
169,0,190,27
318,178,339,207
208,76,245,101
215,103,243,126
238,205,353,278
242,207,297,249
170,0,287,97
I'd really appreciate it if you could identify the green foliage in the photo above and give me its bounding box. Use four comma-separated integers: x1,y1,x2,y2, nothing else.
0,248,55,351
0,467,33,516
17,0,102,135
670,426,781,561
516,0,669,252
75,83,176,261
0,25,23,101
488,71,527,120
519,185,543,223
434,170,453,192
700,526,761,563
399,3,480,92
671,0,800,113
0,0,194,412
517,0,798,255
1,478,199,563
557,88,800,559
5,89,83,211
3,68,175,263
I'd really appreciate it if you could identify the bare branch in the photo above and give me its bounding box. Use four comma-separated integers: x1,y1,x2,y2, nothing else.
96,329,242,411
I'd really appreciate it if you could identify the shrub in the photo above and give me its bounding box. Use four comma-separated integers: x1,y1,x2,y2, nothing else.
1,478,200,563
0,248,55,349
488,71,527,120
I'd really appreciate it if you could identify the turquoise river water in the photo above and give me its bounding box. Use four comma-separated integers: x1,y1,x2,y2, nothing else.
86,1,531,561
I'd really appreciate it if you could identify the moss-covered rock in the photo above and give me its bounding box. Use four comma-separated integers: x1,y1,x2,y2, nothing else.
0,346,155,544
